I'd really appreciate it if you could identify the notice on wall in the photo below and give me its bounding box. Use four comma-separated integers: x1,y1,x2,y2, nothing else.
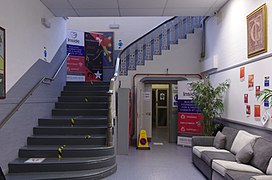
177,81,203,135
240,67,245,82
254,105,260,119
248,74,254,90
172,84,178,107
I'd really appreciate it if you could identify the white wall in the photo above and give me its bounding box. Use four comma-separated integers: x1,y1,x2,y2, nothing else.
0,0,67,91
67,17,170,50
205,0,272,128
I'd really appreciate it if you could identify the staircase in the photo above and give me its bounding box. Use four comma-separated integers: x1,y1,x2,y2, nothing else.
5,81,116,180
118,16,204,76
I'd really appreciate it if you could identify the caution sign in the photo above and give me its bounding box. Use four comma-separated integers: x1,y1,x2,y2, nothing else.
136,130,150,150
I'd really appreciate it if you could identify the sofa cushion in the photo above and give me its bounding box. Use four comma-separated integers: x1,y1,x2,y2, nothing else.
250,138,272,173
212,160,263,177
266,158,272,175
193,146,230,158
250,175,272,180
231,130,259,155
213,131,226,149
222,127,239,151
225,170,264,180
202,151,235,166
236,143,254,164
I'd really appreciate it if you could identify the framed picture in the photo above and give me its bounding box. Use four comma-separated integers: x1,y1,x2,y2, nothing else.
247,4,267,58
0,26,5,99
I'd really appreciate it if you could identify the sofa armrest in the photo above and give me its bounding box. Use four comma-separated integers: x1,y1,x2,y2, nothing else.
192,136,214,147
250,175,272,180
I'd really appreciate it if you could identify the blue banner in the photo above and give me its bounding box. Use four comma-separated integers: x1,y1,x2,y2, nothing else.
178,99,201,113
67,44,84,56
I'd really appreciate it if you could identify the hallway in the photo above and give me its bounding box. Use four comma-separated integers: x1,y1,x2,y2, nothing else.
105,143,205,180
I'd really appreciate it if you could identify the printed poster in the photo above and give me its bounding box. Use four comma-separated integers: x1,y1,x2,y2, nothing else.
254,105,260,119
264,76,270,87
240,67,245,81
246,105,251,116
100,32,114,68
255,86,260,97
248,74,254,90
244,94,248,103
177,81,203,135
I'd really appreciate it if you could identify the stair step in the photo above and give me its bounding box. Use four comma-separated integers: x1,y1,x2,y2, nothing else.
8,156,115,173
61,91,108,96
5,163,116,180
33,126,107,135
58,96,108,102
64,86,109,91
66,81,110,87
55,102,108,109
27,135,106,145
19,145,114,158
38,117,107,126
52,109,108,116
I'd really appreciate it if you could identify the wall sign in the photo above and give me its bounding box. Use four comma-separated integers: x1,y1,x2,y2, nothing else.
0,26,5,99
247,4,267,58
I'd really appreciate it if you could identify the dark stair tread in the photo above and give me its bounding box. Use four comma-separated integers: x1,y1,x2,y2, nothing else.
5,164,117,180
20,145,112,150
34,126,107,129
10,156,115,164
56,102,109,104
28,135,106,138
40,116,108,120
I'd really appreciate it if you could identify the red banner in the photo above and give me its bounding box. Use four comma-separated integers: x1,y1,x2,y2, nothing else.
67,56,85,72
178,112,204,134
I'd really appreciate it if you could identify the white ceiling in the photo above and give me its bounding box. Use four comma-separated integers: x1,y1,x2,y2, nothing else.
40,0,229,17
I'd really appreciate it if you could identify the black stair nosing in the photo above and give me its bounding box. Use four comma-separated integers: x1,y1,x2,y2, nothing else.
33,127,107,135
5,163,117,180
28,135,107,138
39,117,108,121
8,156,116,173
34,126,107,129
19,145,113,150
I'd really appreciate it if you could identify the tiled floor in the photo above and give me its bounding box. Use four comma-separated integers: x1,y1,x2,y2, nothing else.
105,128,205,180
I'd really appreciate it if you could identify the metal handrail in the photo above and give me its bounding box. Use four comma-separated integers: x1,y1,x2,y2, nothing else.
0,53,70,129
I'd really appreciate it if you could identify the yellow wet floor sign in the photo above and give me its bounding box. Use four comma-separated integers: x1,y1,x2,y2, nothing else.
137,130,150,150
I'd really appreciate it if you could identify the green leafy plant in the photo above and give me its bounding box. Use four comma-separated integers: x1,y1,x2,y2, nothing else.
257,89,272,106
190,78,230,136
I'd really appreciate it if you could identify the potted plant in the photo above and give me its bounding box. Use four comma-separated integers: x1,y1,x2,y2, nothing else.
258,89,272,105
190,78,230,136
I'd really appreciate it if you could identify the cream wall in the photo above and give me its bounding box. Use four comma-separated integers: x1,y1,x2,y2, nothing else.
205,0,272,128
67,17,170,50
0,0,67,91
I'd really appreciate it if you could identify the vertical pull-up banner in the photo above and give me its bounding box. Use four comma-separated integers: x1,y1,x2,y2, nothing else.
177,81,203,135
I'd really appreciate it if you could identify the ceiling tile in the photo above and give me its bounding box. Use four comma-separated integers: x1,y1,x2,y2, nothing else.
166,0,217,8
118,0,167,9
69,0,118,8
75,8,120,17
163,8,207,16
50,8,78,17
120,8,164,16
41,0,72,8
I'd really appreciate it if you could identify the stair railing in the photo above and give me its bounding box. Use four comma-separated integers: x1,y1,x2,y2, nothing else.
0,53,70,129
118,16,204,76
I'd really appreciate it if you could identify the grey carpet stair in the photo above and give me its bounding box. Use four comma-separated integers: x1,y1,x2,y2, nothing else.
5,164,117,180
33,126,107,135
8,156,116,173
55,102,109,109
18,145,114,158
38,117,107,126
7,81,115,179
27,135,106,145
52,109,108,116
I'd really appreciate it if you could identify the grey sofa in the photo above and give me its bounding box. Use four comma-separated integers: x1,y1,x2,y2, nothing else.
192,127,272,180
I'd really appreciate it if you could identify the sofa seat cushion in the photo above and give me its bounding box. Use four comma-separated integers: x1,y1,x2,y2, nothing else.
193,146,230,158
225,170,264,180
250,175,272,180
202,151,236,166
212,160,263,176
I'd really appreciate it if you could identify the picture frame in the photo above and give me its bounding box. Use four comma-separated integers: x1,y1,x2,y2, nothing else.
247,4,267,58
0,26,5,99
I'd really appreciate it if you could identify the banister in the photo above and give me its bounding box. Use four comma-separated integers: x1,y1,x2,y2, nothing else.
0,53,70,129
